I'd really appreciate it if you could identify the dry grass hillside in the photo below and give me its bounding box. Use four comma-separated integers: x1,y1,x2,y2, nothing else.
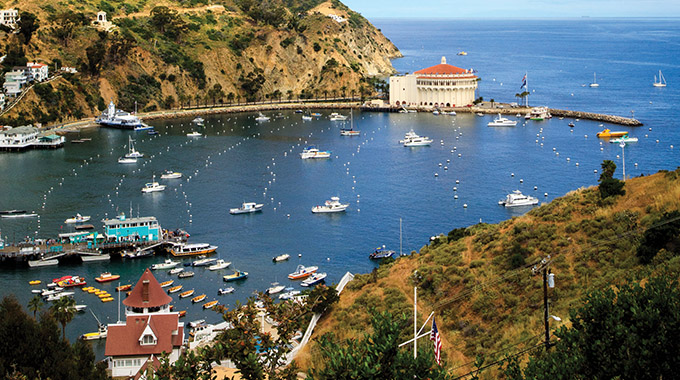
0,0,401,125
297,168,680,377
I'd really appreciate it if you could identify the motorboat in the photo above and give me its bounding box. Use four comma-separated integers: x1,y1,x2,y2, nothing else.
64,214,91,224
117,156,137,164
369,247,395,260
120,248,153,259
312,197,349,213
170,243,218,257
279,290,301,300
169,267,184,275
147,130,159,135
189,319,205,328
266,283,286,294
329,112,347,121
457,51,468,56
498,190,539,207
187,131,202,137
151,259,180,270
208,259,231,270
134,125,153,131
95,272,120,283
400,130,432,147
230,202,264,215
191,294,207,303
124,136,144,158
218,287,235,295
610,136,638,143
46,292,75,301
272,254,290,262
568,122,575,127
81,324,107,341
179,289,195,298
57,276,87,288
255,112,271,122
300,146,331,159
193,117,205,125
203,300,219,309
168,285,183,293
487,114,518,127
288,265,318,280
653,70,667,87
223,270,249,282
159,280,174,288
141,175,166,193
160,170,182,179
96,101,145,129
302,115,313,121
192,257,217,266
0,210,37,218
301,272,327,287
74,304,87,312
178,271,194,278
596,129,628,138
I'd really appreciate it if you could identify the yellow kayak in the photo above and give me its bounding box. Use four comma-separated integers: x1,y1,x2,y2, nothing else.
29,280,41,285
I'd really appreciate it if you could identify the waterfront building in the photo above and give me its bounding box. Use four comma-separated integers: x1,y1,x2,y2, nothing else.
0,9,18,28
0,126,39,150
105,268,184,378
389,56,478,108
103,214,162,242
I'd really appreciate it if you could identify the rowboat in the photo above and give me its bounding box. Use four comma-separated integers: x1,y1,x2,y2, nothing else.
191,294,207,303
178,271,195,279
179,289,195,298
159,280,174,288
95,272,120,283
101,297,114,302
29,280,41,285
168,285,183,294
203,300,219,309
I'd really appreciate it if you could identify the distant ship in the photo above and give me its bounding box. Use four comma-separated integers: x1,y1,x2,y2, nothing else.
96,101,146,129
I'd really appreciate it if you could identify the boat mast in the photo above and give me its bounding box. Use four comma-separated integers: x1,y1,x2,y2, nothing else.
399,218,403,256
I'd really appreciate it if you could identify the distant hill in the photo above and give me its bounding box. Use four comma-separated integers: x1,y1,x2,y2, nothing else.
297,167,680,375
0,0,400,125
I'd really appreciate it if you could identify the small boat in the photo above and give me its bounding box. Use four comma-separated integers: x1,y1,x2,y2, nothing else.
57,276,87,288
229,202,264,215
596,129,628,138
116,284,132,292
74,304,87,312
340,109,360,136
189,319,205,328
81,324,107,341
369,247,395,260
218,287,235,295
147,130,159,135
203,300,219,309
41,287,64,296
223,270,248,282
432,110,440,115
266,283,286,295
168,285,183,293
272,254,290,262
45,292,75,301
64,214,91,224
191,294,207,303
288,265,318,280
29,280,41,285
1,211,38,218
329,112,347,121
151,259,180,270
187,131,202,137
193,117,205,124
610,136,639,143
208,259,231,270
101,297,114,302
487,114,518,127
498,190,539,207
170,243,218,257
75,224,94,230
568,122,575,128
178,310,186,318
653,70,667,87
255,112,271,122
121,248,153,259
302,115,313,121
301,272,327,287
300,146,332,159
169,267,184,275
457,51,468,56
160,170,182,179
180,289,195,298
118,156,137,164
134,124,153,131
95,272,120,283
589,72,600,88
400,130,433,147
159,280,174,288
311,112,322,117
178,271,194,279
141,175,166,193
279,290,301,300
124,136,144,158
312,197,349,213
295,109,303,113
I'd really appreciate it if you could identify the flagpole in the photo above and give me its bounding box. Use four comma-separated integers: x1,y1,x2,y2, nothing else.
414,286,417,359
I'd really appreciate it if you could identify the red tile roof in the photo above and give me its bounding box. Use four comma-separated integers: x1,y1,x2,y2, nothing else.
415,63,468,76
123,268,172,308
134,355,162,380
105,314,183,356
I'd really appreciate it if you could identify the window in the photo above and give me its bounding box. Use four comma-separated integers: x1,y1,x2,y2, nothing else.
142,334,156,345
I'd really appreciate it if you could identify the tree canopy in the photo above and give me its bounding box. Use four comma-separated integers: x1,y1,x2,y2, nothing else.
598,159,625,199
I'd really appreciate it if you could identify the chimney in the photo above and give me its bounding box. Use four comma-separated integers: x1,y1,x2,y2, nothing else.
142,280,149,302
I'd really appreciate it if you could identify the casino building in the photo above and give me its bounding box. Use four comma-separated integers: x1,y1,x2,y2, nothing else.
389,57,478,108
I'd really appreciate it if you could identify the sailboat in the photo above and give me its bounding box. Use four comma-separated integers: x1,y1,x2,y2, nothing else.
653,70,667,87
340,109,360,136
589,72,599,88
124,136,144,158
369,218,404,259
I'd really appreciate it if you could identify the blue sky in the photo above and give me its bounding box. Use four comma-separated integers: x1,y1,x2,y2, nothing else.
341,0,680,18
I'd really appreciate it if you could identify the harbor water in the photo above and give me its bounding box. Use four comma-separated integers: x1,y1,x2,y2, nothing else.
1,19,679,356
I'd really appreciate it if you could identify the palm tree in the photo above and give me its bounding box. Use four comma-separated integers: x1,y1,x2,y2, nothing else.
50,296,76,341
340,86,347,99
28,294,43,319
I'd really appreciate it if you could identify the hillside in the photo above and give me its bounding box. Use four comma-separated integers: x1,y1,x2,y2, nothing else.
0,0,401,125
297,168,680,376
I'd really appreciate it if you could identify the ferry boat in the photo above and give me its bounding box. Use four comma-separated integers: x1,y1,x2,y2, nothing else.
218,287,235,295
329,112,347,121
596,129,628,138
124,136,144,158
141,175,166,193
301,272,327,287
487,114,518,127
369,247,395,260
208,259,231,270
312,197,349,213
255,112,271,122
152,259,180,270
95,272,120,283
288,265,318,280
223,270,248,282
498,190,539,207
168,285,183,293
170,243,218,257
229,202,264,215
178,271,195,279
160,170,182,179
272,254,290,262
64,214,91,224
179,289,195,298
96,101,146,129
159,280,174,288
191,294,207,303
300,146,332,159
203,300,219,309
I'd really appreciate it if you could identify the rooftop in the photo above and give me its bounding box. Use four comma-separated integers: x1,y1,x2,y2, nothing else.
414,56,473,76
104,215,158,226
123,268,172,309
105,314,183,356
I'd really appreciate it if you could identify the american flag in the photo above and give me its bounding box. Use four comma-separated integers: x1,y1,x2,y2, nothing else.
430,317,442,365
520,74,527,89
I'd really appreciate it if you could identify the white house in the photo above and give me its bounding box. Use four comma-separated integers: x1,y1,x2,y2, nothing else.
389,56,478,108
0,9,18,28
26,62,49,82
0,93,5,110
105,269,184,378
3,69,28,97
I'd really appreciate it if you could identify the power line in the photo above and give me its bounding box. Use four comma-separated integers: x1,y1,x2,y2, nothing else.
450,342,546,380
447,331,544,374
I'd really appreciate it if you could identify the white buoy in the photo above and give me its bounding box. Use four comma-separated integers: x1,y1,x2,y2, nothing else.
534,186,538,190
594,170,598,173
544,193,548,197
453,187,457,191
463,204,468,208
511,173,515,177
520,179,524,183
454,195,458,199
434,173,438,177
455,180,460,184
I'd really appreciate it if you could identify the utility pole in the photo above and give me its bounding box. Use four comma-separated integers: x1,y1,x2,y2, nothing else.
533,255,553,350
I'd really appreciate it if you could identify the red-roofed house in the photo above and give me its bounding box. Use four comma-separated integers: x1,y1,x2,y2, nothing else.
26,62,49,82
105,268,184,378
389,56,478,108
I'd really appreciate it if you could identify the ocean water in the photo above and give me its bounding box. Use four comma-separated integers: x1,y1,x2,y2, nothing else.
0,19,679,354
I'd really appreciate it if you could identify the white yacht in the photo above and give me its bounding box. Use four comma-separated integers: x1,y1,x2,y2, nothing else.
266,283,286,295
610,136,639,144
64,214,91,224
498,190,539,207
96,101,145,129
187,131,202,137
124,136,144,158
487,114,518,127
312,197,349,213
329,112,348,121
151,259,180,270
300,146,331,159
141,175,166,193
255,112,270,122
400,130,433,147
160,170,182,179
230,202,264,214
208,259,231,270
